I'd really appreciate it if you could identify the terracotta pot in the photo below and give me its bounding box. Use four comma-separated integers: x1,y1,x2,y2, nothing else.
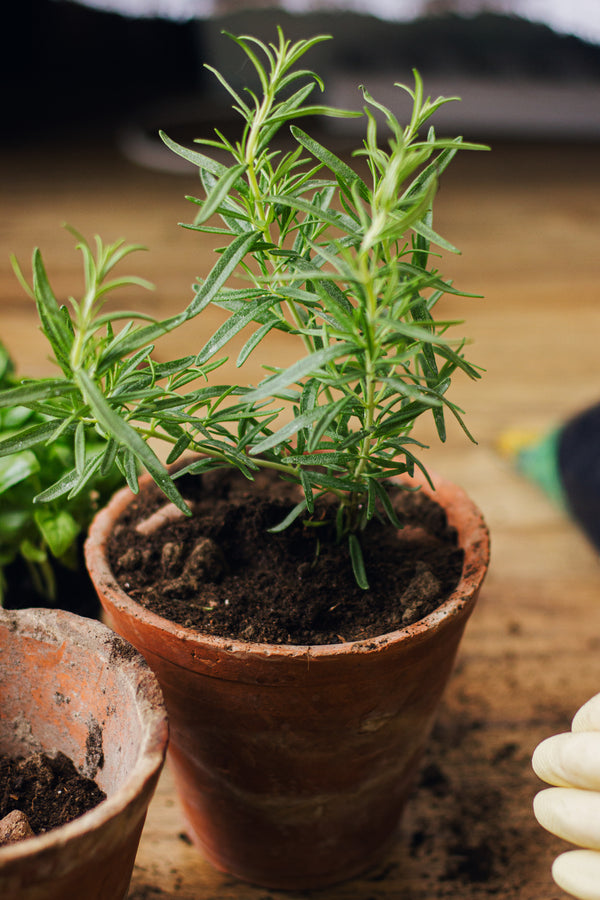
85,469,489,890
0,607,168,900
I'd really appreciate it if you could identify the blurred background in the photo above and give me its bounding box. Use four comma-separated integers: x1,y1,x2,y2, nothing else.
4,0,600,156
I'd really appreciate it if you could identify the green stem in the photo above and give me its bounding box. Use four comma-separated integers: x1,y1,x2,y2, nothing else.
134,423,300,480
244,89,316,361
70,288,96,371
340,252,380,532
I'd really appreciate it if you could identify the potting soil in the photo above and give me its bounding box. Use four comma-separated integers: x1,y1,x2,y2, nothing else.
108,468,465,645
0,750,106,841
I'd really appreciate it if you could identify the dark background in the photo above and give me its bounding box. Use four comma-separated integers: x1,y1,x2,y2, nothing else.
3,0,197,142
5,1,600,145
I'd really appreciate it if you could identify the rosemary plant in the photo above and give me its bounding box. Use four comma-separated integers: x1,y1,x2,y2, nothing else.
0,30,487,588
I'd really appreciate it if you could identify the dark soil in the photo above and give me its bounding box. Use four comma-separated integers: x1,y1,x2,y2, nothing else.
127,888,168,900
107,467,464,645
0,750,106,841
392,701,542,898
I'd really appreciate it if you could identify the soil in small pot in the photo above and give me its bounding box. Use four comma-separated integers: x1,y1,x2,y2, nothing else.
0,750,106,845
107,467,465,645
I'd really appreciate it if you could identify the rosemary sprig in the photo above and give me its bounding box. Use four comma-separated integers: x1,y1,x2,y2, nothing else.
0,29,487,589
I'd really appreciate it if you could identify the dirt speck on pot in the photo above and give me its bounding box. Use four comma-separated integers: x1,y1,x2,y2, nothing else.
53,692,71,706
106,633,141,663
84,718,105,778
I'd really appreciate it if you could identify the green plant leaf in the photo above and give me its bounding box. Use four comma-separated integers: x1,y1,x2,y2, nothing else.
267,498,308,533
0,451,40,495
34,507,80,558
0,420,68,457
0,380,73,409
307,396,353,452
185,231,260,319
411,219,460,254
244,342,352,405
98,313,188,373
236,322,275,367
33,467,80,503
120,448,139,492
100,437,119,476
370,478,403,528
74,420,86,474
285,450,350,468
251,400,345,454
299,467,315,514
160,131,233,179
348,534,369,590
75,369,190,514
0,510,30,539
67,451,106,499
291,127,369,199
20,539,48,564
264,193,361,238
165,432,191,465
196,296,278,364
32,250,73,373
193,163,249,226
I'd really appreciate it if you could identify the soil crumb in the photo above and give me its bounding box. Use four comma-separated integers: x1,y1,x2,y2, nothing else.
108,468,465,645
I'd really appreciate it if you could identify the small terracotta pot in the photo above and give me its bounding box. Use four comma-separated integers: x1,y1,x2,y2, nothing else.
0,607,168,900
85,470,489,890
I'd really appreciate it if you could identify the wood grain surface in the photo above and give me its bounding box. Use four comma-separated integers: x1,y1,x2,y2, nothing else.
2,133,600,898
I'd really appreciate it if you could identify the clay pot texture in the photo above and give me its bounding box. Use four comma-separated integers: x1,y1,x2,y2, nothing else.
85,469,490,890
0,607,168,900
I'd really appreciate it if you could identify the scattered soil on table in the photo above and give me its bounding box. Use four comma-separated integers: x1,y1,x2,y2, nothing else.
409,714,523,892
128,888,168,900
341,702,551,900
0,750,106,842
108,467,465,645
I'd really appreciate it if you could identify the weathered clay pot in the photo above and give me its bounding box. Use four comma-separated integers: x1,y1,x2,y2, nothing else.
85,470,489,890
0,607,168,900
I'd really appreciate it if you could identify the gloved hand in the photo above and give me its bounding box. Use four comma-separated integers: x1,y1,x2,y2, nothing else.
533,692,600,900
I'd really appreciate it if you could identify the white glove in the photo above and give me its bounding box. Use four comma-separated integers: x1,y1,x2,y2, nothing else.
533,693,600,900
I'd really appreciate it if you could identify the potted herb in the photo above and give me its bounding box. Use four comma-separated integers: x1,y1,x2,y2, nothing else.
0,339,123,614
0,606,168,900
0,30,490,889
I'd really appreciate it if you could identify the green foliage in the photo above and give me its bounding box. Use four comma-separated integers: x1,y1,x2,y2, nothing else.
0,341,124,604
0,29,487,589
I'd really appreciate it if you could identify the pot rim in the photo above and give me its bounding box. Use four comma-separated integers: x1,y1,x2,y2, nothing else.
85,468,490,661
0,607,168,864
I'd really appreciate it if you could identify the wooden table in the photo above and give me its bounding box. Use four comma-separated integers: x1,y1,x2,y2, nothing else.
2,131,600,898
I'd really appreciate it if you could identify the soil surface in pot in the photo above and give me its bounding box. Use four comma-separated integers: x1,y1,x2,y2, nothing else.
107,468,465,645
0,750,106,844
